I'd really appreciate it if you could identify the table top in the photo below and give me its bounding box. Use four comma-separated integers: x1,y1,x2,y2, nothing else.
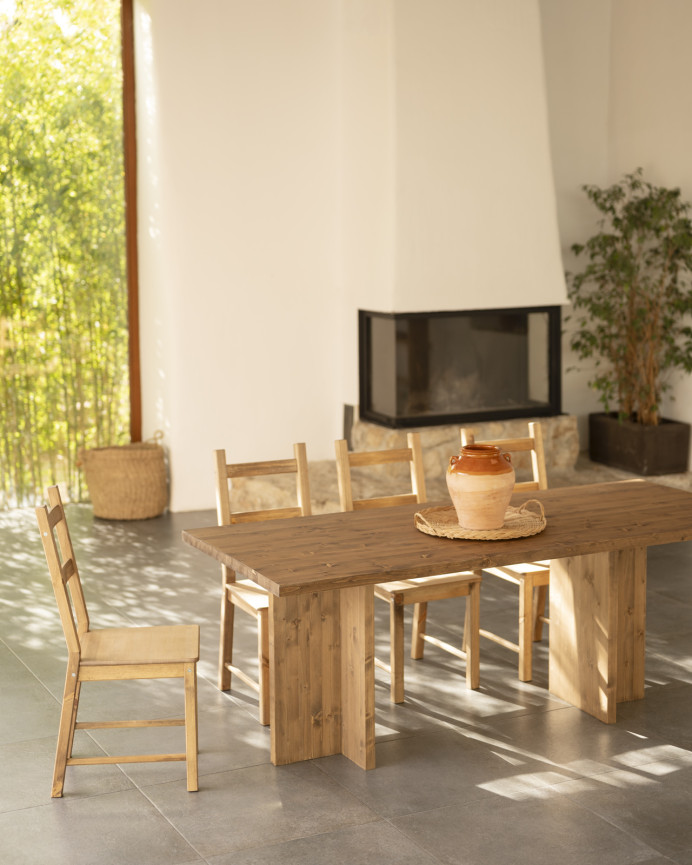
182,480,692,596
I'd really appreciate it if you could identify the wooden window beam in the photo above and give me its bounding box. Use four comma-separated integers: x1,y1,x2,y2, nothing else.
121,0,142,442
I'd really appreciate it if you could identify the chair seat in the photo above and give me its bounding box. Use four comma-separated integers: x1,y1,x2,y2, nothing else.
375,572,480,605
80,624,200,666
228,579,270,612
483,562,550,586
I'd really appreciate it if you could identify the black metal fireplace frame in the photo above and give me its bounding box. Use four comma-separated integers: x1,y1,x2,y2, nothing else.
358,306,562,429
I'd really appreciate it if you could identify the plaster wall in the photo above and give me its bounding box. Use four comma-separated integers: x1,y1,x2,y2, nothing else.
540,0,692,457
135,0,572,511
338,0,396,426
136,0,342,511
392,0,565,312
608,0,692,432
538,0,613,441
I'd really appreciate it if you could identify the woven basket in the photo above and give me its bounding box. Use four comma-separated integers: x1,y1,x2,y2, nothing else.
414,500,546,540
81,442,168,520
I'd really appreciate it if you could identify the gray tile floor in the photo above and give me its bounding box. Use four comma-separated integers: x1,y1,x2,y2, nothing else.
2,485,692,864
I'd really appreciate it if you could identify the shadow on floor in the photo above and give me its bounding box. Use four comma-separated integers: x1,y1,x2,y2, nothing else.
2,487,692,865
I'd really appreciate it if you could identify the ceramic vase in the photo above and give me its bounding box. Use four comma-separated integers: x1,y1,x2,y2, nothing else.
446,444,515,530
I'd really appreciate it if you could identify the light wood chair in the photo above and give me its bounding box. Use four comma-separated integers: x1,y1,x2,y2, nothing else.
335,433,481,703
214,443,311,725
458,421,550,682
35,485,199,798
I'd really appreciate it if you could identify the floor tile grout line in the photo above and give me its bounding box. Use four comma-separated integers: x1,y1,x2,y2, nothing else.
0,635,66,704
552,780,679,861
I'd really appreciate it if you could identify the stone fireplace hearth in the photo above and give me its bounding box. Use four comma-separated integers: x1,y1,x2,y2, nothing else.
347,412,579,499
230,414,582,517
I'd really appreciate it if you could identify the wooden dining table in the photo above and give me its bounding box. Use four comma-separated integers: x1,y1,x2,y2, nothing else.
182,479,692,771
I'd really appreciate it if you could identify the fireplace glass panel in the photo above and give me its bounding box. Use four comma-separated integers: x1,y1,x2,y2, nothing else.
359,307,561,428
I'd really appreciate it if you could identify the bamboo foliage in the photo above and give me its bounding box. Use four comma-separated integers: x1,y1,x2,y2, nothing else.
0,0,128,508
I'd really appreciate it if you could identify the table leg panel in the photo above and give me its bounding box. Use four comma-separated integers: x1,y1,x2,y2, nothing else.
310,588,342,754
340,585,376,770
615,546,646,703
549,553,618,723
269,591,342,765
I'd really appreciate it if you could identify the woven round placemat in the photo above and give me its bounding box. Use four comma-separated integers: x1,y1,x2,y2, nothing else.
414,499,546,540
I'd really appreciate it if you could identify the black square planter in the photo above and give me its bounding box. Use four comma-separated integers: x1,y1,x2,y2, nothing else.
588,413,691,475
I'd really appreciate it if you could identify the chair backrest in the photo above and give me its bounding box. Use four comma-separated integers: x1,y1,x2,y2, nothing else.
214,443,312,526
35,486,89,655
334,432,427,511
460,421,548,492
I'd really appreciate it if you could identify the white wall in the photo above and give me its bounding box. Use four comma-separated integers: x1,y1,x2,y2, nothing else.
538,0,613,443
608,0,692,430
136,0,343,511
338,0,397,413
540,0,692,454
337,0,566,410
134,0,573,511
392,0,565,312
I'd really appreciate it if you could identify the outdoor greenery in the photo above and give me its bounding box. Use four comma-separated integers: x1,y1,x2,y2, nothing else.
567,168,692,426
0,0,128,507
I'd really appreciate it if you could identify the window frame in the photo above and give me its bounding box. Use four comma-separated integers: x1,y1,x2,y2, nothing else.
121,0,141,442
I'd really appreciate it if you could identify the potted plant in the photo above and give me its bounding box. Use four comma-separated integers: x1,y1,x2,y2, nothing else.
566,168,692,475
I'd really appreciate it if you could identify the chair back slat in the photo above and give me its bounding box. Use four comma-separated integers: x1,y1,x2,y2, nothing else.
35,486,89,655
352,493,420,511
347,448,415,468
231,507,304,523
226,458,299,479
61,557,77,584
460,421,548,491
335,432,427,512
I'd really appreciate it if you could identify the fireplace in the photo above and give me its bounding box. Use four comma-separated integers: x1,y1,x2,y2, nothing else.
358,306,562,428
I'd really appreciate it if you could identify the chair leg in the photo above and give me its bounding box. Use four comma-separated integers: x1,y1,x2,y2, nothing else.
411,601,428,660
462,570,483,654
389,600,405,703
465,582,480,690
52,658,80,798
518,576,534,682
533,584,548,641
218,569,234,691
66,681,81,758
257,608,270,725
184,663,199,792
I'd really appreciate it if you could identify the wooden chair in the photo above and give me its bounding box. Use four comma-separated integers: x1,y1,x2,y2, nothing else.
335,433,481,703
214,443,311,725
458,421,550,681
35,486,199,798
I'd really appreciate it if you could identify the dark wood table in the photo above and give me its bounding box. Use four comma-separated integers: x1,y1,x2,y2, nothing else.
183,480,692,770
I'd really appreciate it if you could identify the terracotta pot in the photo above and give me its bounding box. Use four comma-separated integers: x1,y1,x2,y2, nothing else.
446,444,515,530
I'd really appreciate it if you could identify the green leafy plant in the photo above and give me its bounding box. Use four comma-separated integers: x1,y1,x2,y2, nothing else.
567,168,692,426
0,0,127,507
